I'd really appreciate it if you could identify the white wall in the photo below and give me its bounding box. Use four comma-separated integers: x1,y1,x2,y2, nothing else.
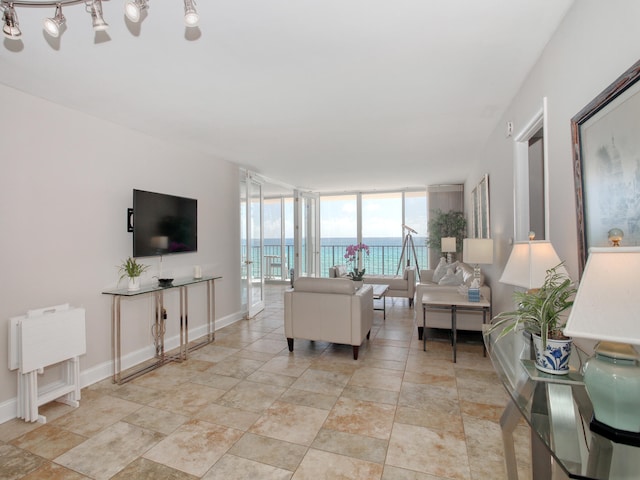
466,0,640,316
0,84,242,420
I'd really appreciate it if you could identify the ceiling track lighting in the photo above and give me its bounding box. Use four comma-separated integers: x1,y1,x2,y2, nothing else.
183,0,198,27
124,0,148,23
0,0,199,41
87,0,108,32
43,3,65,38
2,3,21,39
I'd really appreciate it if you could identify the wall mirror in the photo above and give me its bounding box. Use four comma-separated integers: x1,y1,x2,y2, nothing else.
513,98,549,242
572,59,640,274
471,174,490,238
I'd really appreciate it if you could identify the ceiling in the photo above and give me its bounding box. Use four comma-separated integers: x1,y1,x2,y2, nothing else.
1,0,574,193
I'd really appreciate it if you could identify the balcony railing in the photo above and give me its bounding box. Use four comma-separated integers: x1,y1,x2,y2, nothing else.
251,244,427,280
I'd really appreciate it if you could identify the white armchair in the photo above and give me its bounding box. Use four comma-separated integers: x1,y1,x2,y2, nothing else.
284,277,373,360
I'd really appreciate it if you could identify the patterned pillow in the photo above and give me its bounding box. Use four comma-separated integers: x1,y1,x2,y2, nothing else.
336,265,348,277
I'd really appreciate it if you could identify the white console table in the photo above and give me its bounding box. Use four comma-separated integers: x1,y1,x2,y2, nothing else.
103,275,221,384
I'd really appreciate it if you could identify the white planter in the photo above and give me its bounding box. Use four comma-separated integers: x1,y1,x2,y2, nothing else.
532,334,572,375
127,276,141,291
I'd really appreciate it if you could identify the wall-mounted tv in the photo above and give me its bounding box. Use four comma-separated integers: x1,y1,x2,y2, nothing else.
132,189,197,257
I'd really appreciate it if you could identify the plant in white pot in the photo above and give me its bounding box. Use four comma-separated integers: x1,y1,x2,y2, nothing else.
490,264,577,375
118,257,150,291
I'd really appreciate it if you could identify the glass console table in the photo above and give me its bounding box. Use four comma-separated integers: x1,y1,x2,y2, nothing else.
103,276,221,384
484,327,639,479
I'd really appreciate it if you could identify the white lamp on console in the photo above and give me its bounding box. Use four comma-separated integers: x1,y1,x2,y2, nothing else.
463,238,493,282
499,238,567,291
441,237,456,264
564,246,640,445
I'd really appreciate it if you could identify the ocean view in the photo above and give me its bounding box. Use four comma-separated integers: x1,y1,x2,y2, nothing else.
259,237,428,277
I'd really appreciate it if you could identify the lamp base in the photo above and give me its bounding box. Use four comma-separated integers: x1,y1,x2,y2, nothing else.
590,416,640,447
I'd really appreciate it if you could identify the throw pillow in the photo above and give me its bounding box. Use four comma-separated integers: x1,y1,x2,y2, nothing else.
438,267,464,286
432,258,448,283
336,265,347,277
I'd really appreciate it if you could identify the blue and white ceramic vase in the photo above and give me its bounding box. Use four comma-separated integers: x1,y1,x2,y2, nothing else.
532,334,572,375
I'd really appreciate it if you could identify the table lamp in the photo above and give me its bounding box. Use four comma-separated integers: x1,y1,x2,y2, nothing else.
463,238,493,281
563,247,640,446
441,237,456,264
499,239,567,291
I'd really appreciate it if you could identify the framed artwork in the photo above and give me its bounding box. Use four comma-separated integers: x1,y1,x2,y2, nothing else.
471,174,490,238
571,59,640,275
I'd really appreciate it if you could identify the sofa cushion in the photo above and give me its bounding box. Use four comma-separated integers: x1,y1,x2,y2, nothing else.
336,264,348,277
295,277,357,294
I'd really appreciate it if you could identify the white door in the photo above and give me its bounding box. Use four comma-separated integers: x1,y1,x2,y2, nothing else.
240,173,265,317
294,191,320,279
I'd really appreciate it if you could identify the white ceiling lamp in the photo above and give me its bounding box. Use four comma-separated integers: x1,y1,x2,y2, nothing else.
87,0,108,32
183,0,198,27
2,3,21,39
124,0,148,23
1,0,202,40
43,3,66,38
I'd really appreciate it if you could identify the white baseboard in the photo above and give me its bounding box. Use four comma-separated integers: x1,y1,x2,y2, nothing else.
0,310,245,425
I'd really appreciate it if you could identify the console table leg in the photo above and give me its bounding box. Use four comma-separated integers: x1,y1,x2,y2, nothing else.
501,399,521,480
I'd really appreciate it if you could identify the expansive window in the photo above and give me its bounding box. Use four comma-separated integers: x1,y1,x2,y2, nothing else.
319,194,357,274
263,196,294,280
319,190,427,277
262,190,427,280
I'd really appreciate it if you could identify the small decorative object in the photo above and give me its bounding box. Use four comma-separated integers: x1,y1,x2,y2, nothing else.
118,257,150,292
193,265,202,279
467,287,480,302
344,243,370,281
608,228,624,247
158,278,173,288
490,263,577,375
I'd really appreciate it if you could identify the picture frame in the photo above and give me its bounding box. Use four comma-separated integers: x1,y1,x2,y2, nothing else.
571,59,640,275
471,174,490,239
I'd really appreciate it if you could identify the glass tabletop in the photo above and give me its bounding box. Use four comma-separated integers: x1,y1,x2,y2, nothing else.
102,275,221,296
484,327,639,479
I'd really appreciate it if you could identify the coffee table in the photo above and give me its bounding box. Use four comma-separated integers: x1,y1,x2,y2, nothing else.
421,290,491,362
367,284,389,319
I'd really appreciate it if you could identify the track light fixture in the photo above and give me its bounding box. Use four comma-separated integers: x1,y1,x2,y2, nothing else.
124,0,148,23
43,3,66,38
2,3,21,39
87,0,108,32
0,1,201,42
183,0,198,27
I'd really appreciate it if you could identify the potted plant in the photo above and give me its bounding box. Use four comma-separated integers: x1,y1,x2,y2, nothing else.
426,209,466,261
490,264,577,375
344,243,370,282
118,257,150,291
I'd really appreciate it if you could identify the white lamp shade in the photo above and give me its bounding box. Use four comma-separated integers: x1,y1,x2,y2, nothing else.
564,247,640,344
499,240,567,289
441,237,456,253
463,238,493,264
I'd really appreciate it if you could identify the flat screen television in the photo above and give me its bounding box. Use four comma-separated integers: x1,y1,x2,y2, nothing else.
132,189,197,257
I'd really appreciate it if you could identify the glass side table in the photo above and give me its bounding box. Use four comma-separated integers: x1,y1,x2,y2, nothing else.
484,327,640,479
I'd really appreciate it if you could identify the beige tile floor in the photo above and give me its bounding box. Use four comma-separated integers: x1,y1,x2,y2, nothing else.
0,285,532,480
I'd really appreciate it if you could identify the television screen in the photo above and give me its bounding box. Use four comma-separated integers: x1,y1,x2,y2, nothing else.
133,189,197,257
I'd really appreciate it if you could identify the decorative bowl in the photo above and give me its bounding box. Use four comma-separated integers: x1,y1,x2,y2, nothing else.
158,278,174,288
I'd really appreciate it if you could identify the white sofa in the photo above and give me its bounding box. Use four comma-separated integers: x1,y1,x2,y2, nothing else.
284,277,374,360
328,265,416,307
415,261,491,340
